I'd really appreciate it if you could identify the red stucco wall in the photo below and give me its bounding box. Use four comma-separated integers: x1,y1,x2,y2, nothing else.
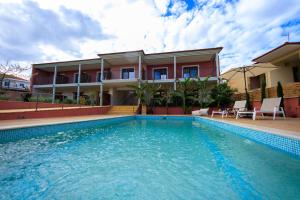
0,106,110,120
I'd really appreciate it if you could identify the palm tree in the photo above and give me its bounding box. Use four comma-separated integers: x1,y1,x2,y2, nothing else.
161,87,174,114
127,83,145,107
173,78,194,114
195,77,212,108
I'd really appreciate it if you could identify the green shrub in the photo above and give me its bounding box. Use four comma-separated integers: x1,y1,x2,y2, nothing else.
0,95,9,100
20,93,32,102
277,81,284,108
210,83,236,109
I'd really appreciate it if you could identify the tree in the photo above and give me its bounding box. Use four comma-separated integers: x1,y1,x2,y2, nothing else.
127,83,146,107
128,81,161,114
0,61,30,90
277,81,284,108
194,77,212,108
161,87,174,114
143,81,161,113
260,79,266,102
210,83,236,109
173,78,194,114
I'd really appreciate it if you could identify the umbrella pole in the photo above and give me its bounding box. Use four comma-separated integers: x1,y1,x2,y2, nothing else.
243,67,248,95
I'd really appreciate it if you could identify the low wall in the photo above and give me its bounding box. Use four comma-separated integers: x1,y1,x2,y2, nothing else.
0,106,111,120
0,100,79,110
233,82,300,118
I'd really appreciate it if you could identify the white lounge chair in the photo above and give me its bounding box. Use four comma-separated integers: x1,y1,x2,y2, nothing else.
211,100,247,118
192,108,209,116
236,97,285,120
229,100,247,116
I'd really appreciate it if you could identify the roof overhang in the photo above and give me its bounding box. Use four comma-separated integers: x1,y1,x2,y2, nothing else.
144,47,222,65
252,42,300,63
32,47,223,70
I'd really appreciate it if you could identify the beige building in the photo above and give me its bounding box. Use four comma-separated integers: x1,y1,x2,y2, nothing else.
222,42,300,93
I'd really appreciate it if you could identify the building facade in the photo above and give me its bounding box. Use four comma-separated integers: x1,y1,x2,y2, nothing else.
31,48,222,105
222,42,300,93
1,74,30,91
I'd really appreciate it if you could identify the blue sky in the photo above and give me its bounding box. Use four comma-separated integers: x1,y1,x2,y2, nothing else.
0,0,299,78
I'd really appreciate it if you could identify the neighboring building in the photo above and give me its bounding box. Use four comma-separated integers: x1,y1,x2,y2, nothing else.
31,47,222,105
222,42,300,93
1,74,30,91
252,42,300,86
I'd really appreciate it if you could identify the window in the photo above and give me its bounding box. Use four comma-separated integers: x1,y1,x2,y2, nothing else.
153,68,167,80
249,74,266,90
293,66,300,82
4,81,9,87
74,73,79,83
121,68,134,79
97,72,101,82
183,66,198,78
20,83,25,88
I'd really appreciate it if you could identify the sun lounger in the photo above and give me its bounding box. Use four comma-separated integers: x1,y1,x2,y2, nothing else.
192,108,209,116
211,100,247,118
236,97,285,120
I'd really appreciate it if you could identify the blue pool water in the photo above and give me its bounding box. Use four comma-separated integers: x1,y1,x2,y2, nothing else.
0,117,300,199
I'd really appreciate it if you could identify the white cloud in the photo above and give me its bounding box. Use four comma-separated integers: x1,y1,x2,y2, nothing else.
0,0,299,76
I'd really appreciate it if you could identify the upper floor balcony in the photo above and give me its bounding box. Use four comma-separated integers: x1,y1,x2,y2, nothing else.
31,47,222,88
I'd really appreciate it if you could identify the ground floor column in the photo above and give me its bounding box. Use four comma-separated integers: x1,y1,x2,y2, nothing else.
99,84,103,106
76,64,81,104
173,56,177,90
52,65,57,103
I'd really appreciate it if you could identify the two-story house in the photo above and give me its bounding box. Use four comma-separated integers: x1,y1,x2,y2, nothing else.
31,47,222,105
1,74,30,91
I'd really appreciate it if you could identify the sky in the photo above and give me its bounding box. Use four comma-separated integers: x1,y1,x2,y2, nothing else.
0,0,300,78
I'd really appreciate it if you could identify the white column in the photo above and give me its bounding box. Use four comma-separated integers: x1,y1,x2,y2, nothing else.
76,64,81,104
216,53,220,83
99,84,103,106
52,65,57,103
99,58,104,106
138,55,142,80
101,58,104,81
173,56,177,90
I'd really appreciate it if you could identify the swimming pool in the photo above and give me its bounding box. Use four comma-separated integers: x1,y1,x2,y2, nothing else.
0,116,299,199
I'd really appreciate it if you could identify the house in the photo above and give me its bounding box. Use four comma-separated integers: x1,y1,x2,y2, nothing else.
222,42,300,117
1,74,30,91
222,42,300,93
31,47,222,105
252,42,300,85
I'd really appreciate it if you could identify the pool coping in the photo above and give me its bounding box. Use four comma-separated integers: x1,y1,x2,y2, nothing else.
198,116,300,141
0,115,133,131
0,114,299,141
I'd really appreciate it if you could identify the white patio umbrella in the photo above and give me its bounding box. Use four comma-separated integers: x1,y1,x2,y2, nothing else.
221,63,279,95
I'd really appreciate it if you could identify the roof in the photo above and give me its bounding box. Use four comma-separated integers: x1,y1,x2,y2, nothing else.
0,73,28,81
33,47,223,67
252,42,300,63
